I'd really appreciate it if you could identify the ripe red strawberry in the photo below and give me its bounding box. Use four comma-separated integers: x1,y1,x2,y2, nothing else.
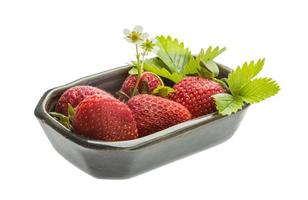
55,85,112,115
127,94,192,137
73,94,138,141
169,77,225,118
119,72,163,98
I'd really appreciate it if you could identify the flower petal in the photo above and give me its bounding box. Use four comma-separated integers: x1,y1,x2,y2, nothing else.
124,37,132,43
123,28,131,36
134,25,143,33
141,32,149,40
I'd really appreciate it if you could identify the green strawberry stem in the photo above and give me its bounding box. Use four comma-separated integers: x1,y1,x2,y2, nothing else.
135,44,141,73
132,44,141,96
116,90,130,100
132,47,146,96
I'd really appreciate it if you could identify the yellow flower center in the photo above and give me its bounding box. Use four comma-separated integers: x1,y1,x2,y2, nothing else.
141,39,154,52
129,31,142,43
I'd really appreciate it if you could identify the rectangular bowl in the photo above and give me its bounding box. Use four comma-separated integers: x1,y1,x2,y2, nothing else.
34,64,248,179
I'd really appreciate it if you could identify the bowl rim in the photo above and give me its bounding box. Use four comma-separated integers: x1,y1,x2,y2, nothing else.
35,64,248,150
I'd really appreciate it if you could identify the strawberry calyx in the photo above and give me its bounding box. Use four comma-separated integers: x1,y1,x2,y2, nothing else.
152,85,174,98
49,103,75,130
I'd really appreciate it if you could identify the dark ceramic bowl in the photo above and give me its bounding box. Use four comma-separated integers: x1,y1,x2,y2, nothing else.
35,64,248,179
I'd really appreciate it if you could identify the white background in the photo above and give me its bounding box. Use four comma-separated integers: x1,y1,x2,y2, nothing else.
0,0,307,199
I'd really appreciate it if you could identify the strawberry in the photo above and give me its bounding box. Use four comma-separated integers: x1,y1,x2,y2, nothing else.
55,85,112,115
127,94,192,137
119,72,163,98
73,94,138,141
169,77,225,118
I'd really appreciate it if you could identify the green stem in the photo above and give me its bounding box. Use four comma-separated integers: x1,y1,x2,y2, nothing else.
140,52,146,73
136,44,140,71
132,46,145,96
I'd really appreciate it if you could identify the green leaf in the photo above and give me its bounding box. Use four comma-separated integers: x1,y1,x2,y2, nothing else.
145,57,169,70
197,64,214,78
182,55,200,75
239,77,280,104
155,35,192,73
214,58,280,116
228,58,265,95
143,61,183,83
203,60,219,77
147,37,225,82
128,67,138,75
197,47,225,78
152,86,175,97
199,46,226,62
212,93,244,115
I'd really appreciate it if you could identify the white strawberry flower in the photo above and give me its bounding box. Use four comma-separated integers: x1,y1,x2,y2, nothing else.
141,38,160,53
123,25,149,45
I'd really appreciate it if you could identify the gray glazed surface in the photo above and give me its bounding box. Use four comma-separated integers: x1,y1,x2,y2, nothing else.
35,64,248,179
